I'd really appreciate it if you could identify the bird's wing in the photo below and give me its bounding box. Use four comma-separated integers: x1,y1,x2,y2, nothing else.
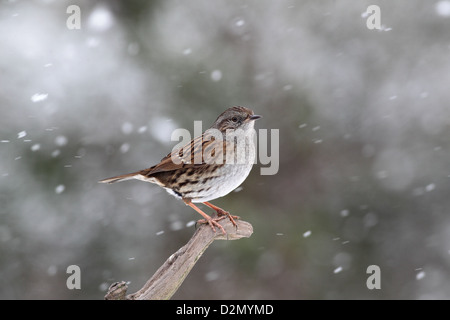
139,131,227,176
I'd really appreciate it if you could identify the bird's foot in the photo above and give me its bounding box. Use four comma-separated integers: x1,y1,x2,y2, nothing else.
214,209,240,228
197,216,227,235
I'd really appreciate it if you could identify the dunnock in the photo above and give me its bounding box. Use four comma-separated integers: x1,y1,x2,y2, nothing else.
100,106,261,234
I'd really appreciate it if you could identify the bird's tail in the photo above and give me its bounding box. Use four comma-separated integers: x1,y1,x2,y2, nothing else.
98,171,141,184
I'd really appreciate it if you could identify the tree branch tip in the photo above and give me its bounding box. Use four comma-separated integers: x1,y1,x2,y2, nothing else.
105,281,128,300
211,219,253,240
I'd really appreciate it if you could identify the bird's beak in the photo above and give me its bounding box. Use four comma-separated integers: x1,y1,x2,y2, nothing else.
249,114,262,121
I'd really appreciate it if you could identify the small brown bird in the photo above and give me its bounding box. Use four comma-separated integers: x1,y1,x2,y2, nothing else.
99,106,261,234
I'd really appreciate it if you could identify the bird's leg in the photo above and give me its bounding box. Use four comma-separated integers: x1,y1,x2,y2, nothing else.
203,201,240,228
184,199,226,234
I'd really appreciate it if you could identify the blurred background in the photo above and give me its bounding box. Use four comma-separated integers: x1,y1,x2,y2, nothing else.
1,0,450,299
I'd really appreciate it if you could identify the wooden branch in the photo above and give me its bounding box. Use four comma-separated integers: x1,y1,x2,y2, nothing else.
105,218,253,300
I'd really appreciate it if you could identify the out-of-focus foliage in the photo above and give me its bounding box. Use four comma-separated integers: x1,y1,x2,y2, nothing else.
1,0,450,299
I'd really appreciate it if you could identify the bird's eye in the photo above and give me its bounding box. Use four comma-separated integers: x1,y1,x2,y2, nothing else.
231,117,238,122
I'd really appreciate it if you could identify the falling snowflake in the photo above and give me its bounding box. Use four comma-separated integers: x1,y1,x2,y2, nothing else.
55,185,65,194
30,93,48,102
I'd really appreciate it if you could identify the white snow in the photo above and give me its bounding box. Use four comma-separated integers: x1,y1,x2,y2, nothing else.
156,230,165,236
88,6,114,32
17,131,27,139
30,93,48,102
340,209,349,217
303,230,312,238
420,92,429,99
99,280,114,292
436,1,450,17
416,271,426,280
149,117,177,144
380,26,392,32
51,149,61,158
55,185,65,194
205,271,219,281
376,170,388,179
55,135,68,146
31,144,41,151
98,282,109,292
425,183,435,192
119,143,130,154
47,265,57,276
138,126,147,134
211,70,222,82
333,266,343,274
235,19,245,27
364,212,378,227
169,220,184,231
186,220,196,227
121,122,133,135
